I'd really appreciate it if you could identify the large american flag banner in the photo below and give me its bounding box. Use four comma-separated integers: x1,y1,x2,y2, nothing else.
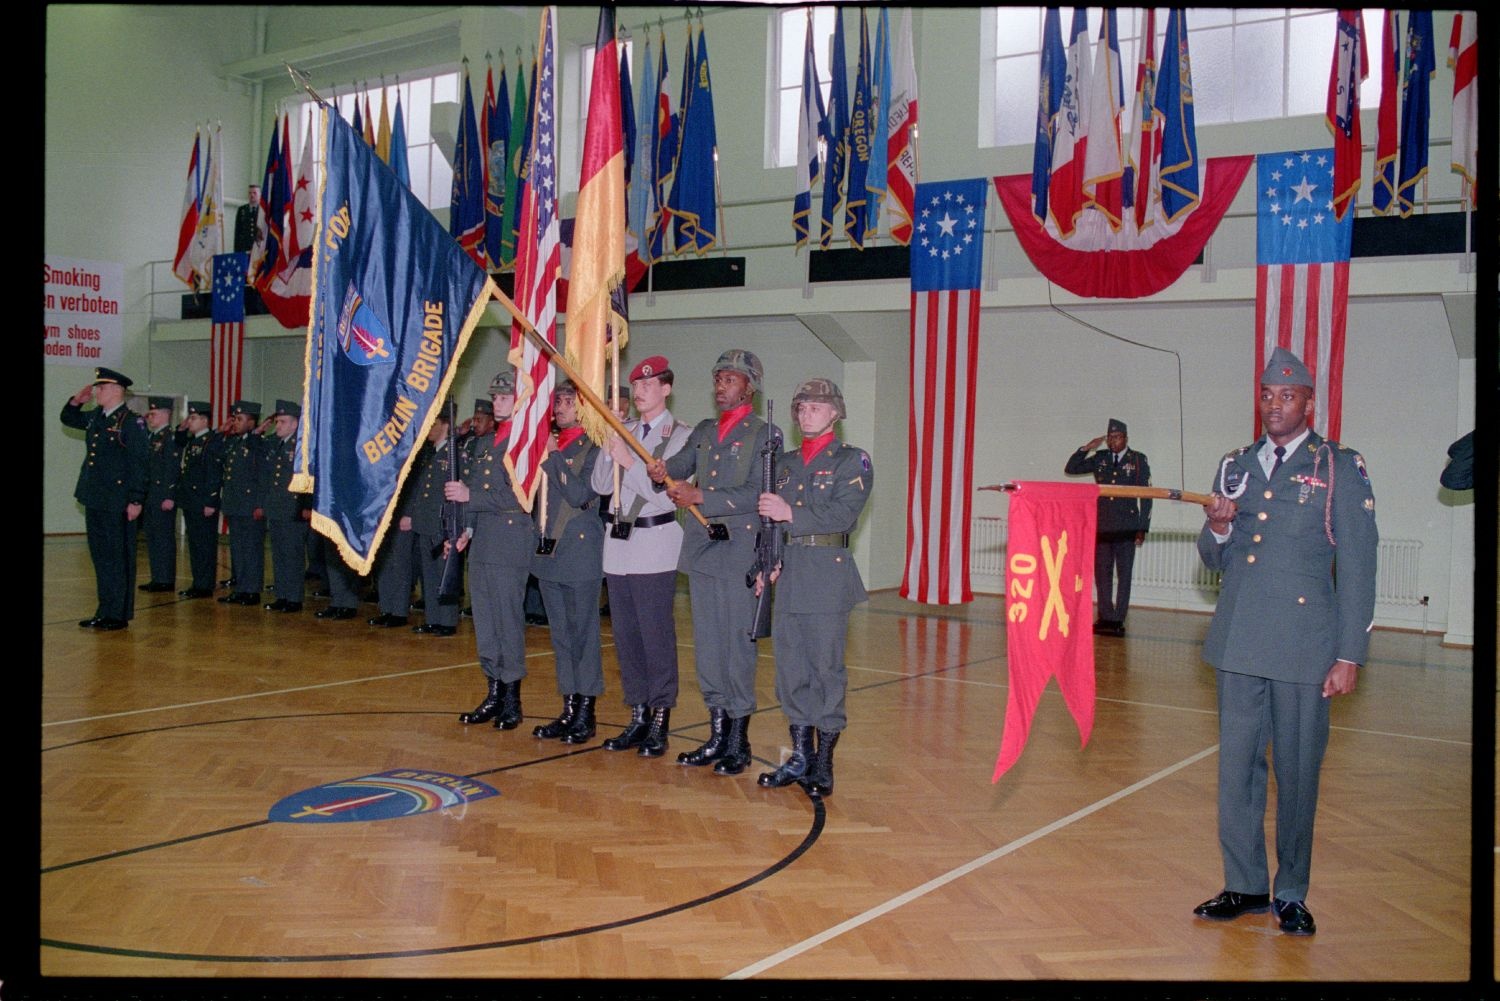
504,5,560,511
209,252,247,429
901,177,987,606
1254,148,1353,441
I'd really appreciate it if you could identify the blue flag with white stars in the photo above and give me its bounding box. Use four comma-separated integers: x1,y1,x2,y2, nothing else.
1255,149,1353,266
910,178,988,292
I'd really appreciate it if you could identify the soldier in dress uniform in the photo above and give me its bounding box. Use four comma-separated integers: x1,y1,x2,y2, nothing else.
261,400,311,613
369,457,419,628
218,400,267,605
448,370,535,729
1064,417,1152,636
529,381,606,744
1190,347,1378,937
593,357,691,757
454,398,495,619
647,348,772,777
61,367,150,630
138,395,181,593
754,379,872,797
174,400,222,598
408,410,461,637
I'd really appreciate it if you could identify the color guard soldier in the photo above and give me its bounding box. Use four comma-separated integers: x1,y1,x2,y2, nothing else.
754,379,871,797
218,400,267,605
61,367,150,630
408,411,461,637
529,381,606,744
1064,417,1152,636
592,356,690,757
138,395,181,593
647,348,771,777
261,400,311,613
449,370,534,729
175,401,221,598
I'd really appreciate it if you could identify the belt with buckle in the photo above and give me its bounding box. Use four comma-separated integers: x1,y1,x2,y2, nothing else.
602,511,677,529
787,532,849,548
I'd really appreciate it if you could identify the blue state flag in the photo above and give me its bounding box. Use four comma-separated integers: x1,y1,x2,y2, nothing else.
844,9,874,248
390,91,411,190
1030,8,1065,224
1155,9,1200,223
670,25,719,254
211,252,248,322
911,177,989,292
819,8,849,248
1396,10,1434,217
295,106,494,576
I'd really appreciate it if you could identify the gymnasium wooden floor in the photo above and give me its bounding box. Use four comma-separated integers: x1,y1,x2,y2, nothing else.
33,533,1478,991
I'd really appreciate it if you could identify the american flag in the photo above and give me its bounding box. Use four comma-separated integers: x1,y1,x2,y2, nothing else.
1254,149,1352,442
210,252,247,430
504,6,560,511
901,177,987,606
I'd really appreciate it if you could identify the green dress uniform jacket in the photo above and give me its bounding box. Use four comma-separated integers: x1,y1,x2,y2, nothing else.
142,425,183,585
220,430,268,594
260,432,310,602
175,429,223,592
61,400,151,621
407,439,460,628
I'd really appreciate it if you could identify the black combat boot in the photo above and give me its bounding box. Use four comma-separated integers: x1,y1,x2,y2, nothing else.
603,704,650,751
493,680,524,730
638,707,672,758
801,728,841,797
458,677,503,725
712,715,753,776
533,693,579,739
559,695,597,744
678,707,729,766
758,724,815,788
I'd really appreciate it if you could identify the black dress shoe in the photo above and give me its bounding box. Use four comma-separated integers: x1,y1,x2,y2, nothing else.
312,588,331,598
524,613,549,626
219,578,236,588
264,598,290,611
93,618,128,631
1112,622,1127,637
1273,899,1315,935
368,613,409,627
178,588,213,599
229,592,261,606
413,624,456,636
138,582,172,593
78,617,102,628
278,602,303,613
217,593,235,603
315,606,357,620
1193,890,1271,921
461,606,473,618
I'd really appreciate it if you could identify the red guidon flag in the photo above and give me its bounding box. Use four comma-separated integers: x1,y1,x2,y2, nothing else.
993,481,1099,782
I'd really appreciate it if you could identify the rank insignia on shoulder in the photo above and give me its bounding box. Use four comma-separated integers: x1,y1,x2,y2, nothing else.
1353,454,1370,484
859,451,871,472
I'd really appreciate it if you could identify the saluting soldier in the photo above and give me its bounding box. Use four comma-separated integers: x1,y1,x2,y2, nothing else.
1064,417,1152,636
529,381,606,745
647,348,771,777
138,395,182,593
218,400,267,605
408,410,461,637
260,400,311,613
174,400,222,598
448,370,535,729
1191,347,1378,937
61,367,150,630
592,356,690,757
754,379,872,797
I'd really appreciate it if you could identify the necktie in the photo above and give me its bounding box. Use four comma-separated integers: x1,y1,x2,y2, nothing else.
637,422,650,442
1271,445,1286,477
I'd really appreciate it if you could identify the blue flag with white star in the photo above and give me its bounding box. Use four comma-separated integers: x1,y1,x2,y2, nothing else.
911,178,988,291
1256,148,1353,265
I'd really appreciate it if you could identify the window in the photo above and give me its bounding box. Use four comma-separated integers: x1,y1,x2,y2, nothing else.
768,6,838,169
982,8,1387,149
566,36,635,195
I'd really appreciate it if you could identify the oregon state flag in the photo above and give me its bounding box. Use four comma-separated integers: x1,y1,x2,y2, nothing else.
993,481,1099,781
294,104,493,575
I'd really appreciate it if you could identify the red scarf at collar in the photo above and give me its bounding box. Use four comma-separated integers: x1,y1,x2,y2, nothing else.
800,430,836,465
492,419,511,446
555,425,586,451
717,403,753,443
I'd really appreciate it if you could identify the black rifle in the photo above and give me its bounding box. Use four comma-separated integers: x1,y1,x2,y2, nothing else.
746,401,784,640
437,397,465,602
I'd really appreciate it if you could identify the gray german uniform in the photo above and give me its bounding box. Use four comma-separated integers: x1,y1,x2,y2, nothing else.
143,422,183,584
531,433,605,697
407,438,460,628
464,424,538,683
220,429,268,593
260,431,310,602
770,438,873,732
659,411,771,717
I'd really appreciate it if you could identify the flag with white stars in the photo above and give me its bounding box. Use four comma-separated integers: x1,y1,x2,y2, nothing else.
1254,148,1352,441
910,178,988,292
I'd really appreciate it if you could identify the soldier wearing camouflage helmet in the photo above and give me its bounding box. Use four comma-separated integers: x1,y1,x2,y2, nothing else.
646,348,772,778
753,378,871,798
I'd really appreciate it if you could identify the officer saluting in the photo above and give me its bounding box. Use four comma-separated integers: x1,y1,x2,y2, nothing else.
1064,417,1151,636
175,401,222,598
61,367,150,630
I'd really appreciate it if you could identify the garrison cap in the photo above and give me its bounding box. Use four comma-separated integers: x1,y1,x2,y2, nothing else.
473,398,495,416
629,355,671,382
713,349,763,393
186,401,212,417
1107,418,1127,435
792,377,846,420
1261,346,1314,388
92,367,132,388
230,399,261,417
147,396,175,411
273,399,301,418
488,370,517,396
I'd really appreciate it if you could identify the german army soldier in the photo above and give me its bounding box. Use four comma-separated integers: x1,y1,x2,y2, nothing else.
138,395,181,593
218,399,267,605
61,367,150,630
174,401,222,598
754,379,872,797
591,356,690,756
646,348,771,776
261,400,311,613
1064,417,1151,636
529,381,606,744
448,370,535,729
409,410,461,637
1191,347,1378,937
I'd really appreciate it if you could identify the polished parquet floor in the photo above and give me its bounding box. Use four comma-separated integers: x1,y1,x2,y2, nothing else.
32,534,1477,992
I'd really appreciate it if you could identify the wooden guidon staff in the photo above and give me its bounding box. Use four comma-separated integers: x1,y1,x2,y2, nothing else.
483,288,714,531
980,483,1216,506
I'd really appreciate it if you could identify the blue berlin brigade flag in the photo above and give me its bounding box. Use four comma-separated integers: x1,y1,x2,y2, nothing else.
293,105,494,575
